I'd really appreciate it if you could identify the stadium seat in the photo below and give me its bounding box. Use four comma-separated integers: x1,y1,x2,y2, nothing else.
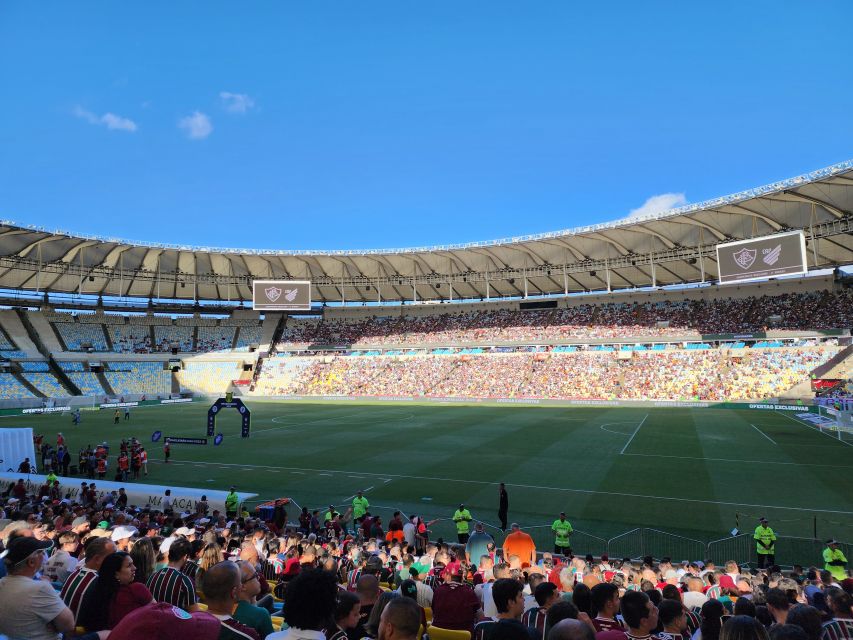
427,626,471,640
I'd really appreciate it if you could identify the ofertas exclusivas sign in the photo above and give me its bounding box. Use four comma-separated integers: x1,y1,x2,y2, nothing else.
252,280,312,311
716,230,807,284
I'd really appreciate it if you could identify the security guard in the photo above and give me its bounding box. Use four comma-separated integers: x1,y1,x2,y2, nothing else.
225,486,239,520
552,512,573,556
453,503,473,543
754,517,777,568
823,539,848,581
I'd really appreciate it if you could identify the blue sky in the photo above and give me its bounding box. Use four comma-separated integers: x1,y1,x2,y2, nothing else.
1,2,851,251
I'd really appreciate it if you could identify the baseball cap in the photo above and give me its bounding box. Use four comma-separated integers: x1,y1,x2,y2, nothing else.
111,526,139,542
72,516,89,528
826,539,839,545
400,579,418,599
97,521,110,529
0,536,52,564
175,527,195,536
109,603,220,640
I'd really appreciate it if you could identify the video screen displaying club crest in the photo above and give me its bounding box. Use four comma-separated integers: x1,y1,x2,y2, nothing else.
716,231,807,284
252,280,312,311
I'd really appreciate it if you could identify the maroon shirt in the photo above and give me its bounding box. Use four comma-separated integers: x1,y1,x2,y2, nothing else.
432,582,481,633
109,582,153,628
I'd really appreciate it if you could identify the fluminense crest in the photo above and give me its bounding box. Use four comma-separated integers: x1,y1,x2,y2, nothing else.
732,248,757,270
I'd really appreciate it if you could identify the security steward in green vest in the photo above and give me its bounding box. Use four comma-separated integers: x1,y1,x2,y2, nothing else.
823,539,848,581
551,512,573,556
754,517,777,568
453,504,473,543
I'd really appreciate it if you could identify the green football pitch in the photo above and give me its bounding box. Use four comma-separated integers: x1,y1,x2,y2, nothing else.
6,400,853,562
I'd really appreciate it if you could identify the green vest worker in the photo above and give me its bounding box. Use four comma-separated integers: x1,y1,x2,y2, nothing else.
754,517,777,569
823,539,848,581
225,487,239,518
453,504,472,543
551,512,573,556
352,491,370,522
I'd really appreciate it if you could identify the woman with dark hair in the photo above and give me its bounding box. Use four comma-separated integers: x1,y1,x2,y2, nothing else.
78,551,154,631
129,537,156,584
326,590,363,640
694,598,726,640
734,597,757,618
364,591,400,639
720,615,769,640
785,605,823,640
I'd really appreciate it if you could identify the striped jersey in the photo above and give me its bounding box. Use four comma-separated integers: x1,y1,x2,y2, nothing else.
822,618,853,640
60,566,98,622
218,616,260,640
474,619,498,640
147,566,198,610
594,617,626,633
684,609,701,635
521,607,548,640
182,559,200,583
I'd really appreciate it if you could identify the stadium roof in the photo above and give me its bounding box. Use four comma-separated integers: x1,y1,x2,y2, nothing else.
1,160,851,304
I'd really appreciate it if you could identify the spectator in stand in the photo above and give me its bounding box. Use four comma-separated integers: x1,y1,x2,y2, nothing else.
146,537,200,612
78,551,154,631
820,588,853,640
467,522,495,564
522,582,561,640
657,599,689,640
590,583,624,633
327,591,363,640
473,577,537,640
0,535,87,640
504,523,537,568
377,598,423,640
233,559,274,639
432,562,482,634
620,590,659,640
43,531,80,584
549,619,596,640
268,568,339,640
199,560,261,639
720,616,769,640
60,535,117,624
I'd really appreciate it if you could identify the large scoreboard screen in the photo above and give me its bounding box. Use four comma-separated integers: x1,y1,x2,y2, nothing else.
252,280,312,311
716,231,807,284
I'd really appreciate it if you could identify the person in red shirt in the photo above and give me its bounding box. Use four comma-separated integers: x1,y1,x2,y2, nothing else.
431,564,482,634
78,551,154,631
57,432,65,448
118,453,130,481
503,523,537,567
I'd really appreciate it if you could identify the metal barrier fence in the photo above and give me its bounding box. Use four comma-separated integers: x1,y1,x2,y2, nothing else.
249,500,849,569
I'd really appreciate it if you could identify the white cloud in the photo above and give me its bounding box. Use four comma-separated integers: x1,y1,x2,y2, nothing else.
178,111,213,139
219,91,255,114
73,106,137,132
626,192,687,220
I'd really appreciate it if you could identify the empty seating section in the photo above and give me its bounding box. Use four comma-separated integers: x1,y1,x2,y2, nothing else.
153,326,194,352
23,373,67,397
0,330,16,350
233,325,262,351
57,362,85,372
196,326,236,352
54,321,109,351
67,372,105,396
252,345,839,401
0,350,28,359
105,362,171,396
0,373,36,399
177,361,239,394
111,324,153,353
19,361,50,372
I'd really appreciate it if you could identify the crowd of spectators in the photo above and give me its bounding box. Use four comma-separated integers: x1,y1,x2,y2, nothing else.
253,345,839,402
275,290,853,349
1,480,851,640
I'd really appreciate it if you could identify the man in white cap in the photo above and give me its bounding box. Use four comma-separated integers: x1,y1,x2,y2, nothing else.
111,525,138,552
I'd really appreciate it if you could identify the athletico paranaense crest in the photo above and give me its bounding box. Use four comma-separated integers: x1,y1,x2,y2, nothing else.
732,248,757,270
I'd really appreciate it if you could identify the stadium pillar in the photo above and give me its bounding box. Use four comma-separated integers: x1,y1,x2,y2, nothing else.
605,258,611,292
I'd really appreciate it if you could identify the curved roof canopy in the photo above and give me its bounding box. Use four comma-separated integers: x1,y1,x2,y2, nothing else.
1,160,851,304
